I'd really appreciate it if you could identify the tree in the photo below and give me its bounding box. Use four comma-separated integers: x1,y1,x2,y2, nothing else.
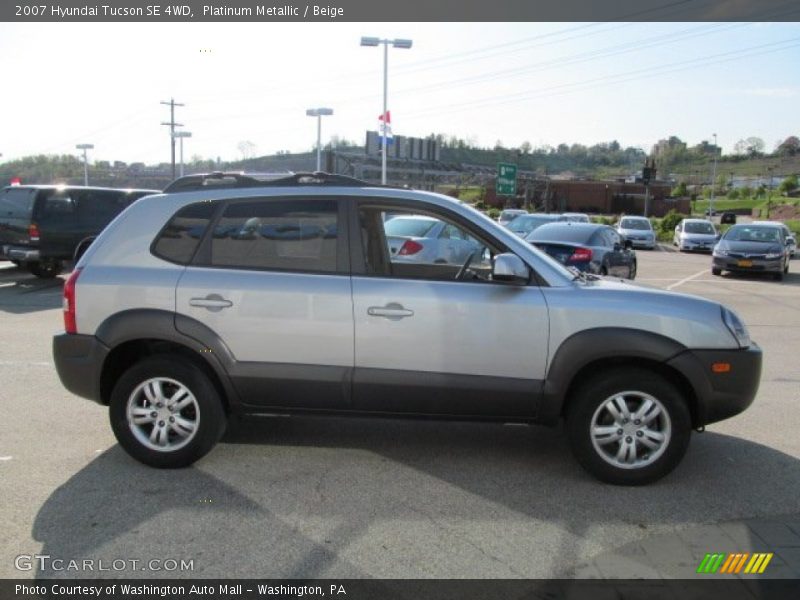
237,140,257,160
776,136,800,157
520,141,532,155
672,181,688,197
778,174,798,196
740,185,753,199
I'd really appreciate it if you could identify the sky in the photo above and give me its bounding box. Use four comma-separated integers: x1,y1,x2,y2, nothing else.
0,21,798,164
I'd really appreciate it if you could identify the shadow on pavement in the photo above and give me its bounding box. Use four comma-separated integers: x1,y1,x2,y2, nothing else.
31,416,800,579
0,265,63,314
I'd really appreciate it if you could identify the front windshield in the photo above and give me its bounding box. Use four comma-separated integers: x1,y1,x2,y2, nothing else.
723,226,781,243
508,215,556,233
684,222,715,234
620,218,651,230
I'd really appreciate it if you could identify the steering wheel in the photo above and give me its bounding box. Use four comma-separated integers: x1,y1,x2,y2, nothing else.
455,250,478,281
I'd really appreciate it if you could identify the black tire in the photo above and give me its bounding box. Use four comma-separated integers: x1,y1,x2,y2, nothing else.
27,260,63,279
565,367,692,485
73,240,93,263
711,267,722,276
773,271,783,281
599,266,608,276
109,356,227,468
628,260,637,280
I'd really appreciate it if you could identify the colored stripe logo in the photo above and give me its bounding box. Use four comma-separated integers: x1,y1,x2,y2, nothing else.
697,552,773,574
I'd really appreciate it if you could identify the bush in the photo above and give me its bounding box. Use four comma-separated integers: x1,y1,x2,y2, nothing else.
726,188,740,200
473,200,487,210
591,216,615,225
486,208,501,220
659,209,686,234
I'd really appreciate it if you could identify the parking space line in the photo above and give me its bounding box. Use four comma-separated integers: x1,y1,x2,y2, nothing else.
666,269,708,290
0,360,53,367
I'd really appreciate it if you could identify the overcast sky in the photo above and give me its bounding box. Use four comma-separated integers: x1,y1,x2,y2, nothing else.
0,21,798,164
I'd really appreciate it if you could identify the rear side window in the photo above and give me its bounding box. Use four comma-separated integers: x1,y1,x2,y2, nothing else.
0,187,35,217
78,190,130,223
210,199,338,273
152,202,216,264
39,191,77,219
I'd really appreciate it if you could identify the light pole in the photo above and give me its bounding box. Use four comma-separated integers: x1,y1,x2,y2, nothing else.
76,144,94,186
360,36,413,184
709,133,718,214
173,131,192,177
305,108,333,172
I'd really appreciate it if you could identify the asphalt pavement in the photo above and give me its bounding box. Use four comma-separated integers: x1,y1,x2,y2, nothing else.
0,250,798,579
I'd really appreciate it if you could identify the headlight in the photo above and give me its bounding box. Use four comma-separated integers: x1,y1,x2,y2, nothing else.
713,248,728,257
765,252,782,259
721,306,750,348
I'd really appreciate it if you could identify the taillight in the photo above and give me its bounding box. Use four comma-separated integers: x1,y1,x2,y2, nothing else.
398,240,423,256
28,223,40,242
568,247,593,263
63,268,82,334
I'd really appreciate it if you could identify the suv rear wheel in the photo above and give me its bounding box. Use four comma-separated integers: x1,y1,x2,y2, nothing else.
27,259,63,279
109,356,227,468
566,368,691,485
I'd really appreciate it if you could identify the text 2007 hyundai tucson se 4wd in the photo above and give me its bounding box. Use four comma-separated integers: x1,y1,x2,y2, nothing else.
53,173,762,485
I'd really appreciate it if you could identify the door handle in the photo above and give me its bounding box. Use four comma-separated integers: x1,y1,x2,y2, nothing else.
367,303,414,320
189,294,233,311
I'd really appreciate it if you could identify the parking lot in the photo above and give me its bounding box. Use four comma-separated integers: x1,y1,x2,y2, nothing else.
1,248,799,579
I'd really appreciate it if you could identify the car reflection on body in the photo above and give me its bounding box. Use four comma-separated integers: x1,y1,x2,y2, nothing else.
712,223,791,280
615,216,656,250
674,218,718,252
526,222,637,279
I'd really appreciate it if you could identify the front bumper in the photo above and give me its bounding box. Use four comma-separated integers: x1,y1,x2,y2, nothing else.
666,344,762,426
679,239,715,252
53,333,110,404
628,238,655,249
713,256,784,273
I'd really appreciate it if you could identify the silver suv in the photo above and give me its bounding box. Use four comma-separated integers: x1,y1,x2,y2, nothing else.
53,173,762,485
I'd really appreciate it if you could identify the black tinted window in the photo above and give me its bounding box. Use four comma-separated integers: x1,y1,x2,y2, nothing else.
78,190,130,222
152,202,216,264
0,188,35,217
210,199,339,272
39,192,76,219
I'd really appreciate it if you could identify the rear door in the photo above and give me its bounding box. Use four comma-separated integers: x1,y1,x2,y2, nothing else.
34,189,82,259
175,196,354,410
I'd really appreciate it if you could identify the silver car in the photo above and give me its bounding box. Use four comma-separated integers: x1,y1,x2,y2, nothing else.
674,218,718,253
498,209,528,226
52,171,762,486
616,216,656,250
384,215,483,265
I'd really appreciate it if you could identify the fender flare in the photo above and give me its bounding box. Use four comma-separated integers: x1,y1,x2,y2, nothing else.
95,309,241,408
537,327,688,424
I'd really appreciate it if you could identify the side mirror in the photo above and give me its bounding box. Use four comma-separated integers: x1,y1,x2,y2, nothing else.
787,237,795,246
492,253,529,285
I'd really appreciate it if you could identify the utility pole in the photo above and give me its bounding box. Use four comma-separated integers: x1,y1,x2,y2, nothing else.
161,98,184,179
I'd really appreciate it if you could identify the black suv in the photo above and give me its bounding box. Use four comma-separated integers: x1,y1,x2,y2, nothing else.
0,185,158,277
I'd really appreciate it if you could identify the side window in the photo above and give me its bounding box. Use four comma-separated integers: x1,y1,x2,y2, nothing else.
210,199,339,273
39,192,76,220
152,202,216,264
361,206,494,282
77,191,129,224
608,229,622,247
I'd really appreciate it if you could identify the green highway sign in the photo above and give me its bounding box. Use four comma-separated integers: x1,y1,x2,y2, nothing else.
496,162,517,196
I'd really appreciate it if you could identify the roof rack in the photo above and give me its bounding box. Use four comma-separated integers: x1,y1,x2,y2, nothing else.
162,171,397,194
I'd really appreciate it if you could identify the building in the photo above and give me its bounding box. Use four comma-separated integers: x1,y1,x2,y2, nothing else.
652,136,687,157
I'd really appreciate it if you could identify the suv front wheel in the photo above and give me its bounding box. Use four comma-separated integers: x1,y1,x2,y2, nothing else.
566,368,691,485
109,356,227,468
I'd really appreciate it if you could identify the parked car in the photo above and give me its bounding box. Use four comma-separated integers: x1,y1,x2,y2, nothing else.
526,222,637,279
383,214,483,265
712,223,791,280
560,212,591,223
53,171,762,486
505,213,563,237
0,185,158,277
498,209,527,226
720,212,737,225
752,221,796,258
616,216,656,250
673,219,719,252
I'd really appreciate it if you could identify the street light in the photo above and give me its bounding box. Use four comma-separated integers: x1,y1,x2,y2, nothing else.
173,131,192,177
709,133,718,214
360,36,413,184
305,108,334,172
76,144,94,186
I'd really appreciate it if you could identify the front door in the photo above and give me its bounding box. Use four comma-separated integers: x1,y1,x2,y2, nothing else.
351,201,549,418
